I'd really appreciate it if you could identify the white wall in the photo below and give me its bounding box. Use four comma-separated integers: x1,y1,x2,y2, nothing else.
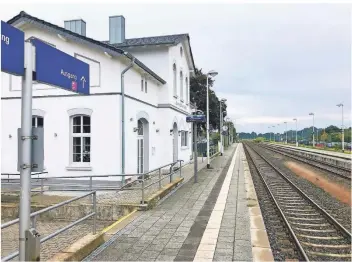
1,23,194,180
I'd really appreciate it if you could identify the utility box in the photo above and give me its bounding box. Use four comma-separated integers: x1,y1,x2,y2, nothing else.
17,128,44,172
25,228,40,261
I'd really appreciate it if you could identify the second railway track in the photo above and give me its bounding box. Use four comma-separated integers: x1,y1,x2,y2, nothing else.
243,142,351,261
260,144,351,180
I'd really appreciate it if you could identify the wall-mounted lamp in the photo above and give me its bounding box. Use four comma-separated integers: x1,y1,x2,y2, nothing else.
57,34,67,42
153,121,155,125
9,134,12,139
170,129,173,136
156,128,160,133
104,52,112,58
178,131,182,136
133,127,139,132
130,118,133,122
54,133,58,137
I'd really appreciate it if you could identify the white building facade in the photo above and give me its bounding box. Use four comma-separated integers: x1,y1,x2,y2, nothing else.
1,12,196,179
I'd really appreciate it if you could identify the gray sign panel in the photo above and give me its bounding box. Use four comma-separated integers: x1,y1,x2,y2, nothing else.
17,128,44,172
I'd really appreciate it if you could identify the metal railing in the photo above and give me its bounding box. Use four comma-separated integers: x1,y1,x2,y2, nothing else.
1,191,97,261
1,160,184,204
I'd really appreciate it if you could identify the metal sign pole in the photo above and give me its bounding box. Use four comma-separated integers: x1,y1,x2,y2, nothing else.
19,41,33,261
193,122,198,183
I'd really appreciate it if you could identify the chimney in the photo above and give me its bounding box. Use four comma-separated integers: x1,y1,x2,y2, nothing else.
64,19,86,36
109,15,125,44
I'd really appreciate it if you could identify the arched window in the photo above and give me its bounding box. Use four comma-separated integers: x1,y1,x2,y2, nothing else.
72,115,91,163
173,63,177,97
185,76,188,104
180,71,183,101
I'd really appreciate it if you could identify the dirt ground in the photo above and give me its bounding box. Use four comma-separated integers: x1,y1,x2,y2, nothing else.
285,161,351,206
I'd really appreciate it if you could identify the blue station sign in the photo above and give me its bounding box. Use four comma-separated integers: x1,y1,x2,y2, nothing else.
186,115,206,123
31,38,90,95
1,21,25,76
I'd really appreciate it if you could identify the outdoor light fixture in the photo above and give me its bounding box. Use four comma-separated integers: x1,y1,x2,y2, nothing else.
156,128,160,133
54,133,57,137
104,52,112,58
130,118,133,121
9,134,12,138
133,127,139,132
170,129,173,135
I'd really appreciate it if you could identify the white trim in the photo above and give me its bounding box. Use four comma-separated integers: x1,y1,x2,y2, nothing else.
66,166,92,171
32,109,45,118
136,111,150,122
67,108,93,117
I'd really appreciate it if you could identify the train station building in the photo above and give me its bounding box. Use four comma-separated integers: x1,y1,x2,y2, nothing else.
1,11,196,178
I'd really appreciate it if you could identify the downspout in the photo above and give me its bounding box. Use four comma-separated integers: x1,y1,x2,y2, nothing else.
121,56,135,184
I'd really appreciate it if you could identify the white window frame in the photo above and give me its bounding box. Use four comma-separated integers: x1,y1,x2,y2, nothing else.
181,131,188,147
67,108,93,171
32,116,44,128
173,63,177,97
180,71,184,102
145,79,148,93
74,53,101,88
141,78,144,92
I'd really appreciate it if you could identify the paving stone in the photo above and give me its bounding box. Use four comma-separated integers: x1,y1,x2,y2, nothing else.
160,248,181,256
216,241,235,249
138,250,161,261
165,241,184,249
156,254,177,261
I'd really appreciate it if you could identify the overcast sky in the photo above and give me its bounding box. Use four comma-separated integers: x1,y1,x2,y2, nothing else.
1,2,351,133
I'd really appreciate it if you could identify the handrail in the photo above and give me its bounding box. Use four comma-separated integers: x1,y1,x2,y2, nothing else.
1,191,97,261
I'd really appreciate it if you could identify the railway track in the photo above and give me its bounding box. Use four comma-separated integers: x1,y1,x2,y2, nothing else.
260,144,351,180
243,142,351,261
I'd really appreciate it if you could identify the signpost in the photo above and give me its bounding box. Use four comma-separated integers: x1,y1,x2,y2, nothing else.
187,114,206,183
1,21,90,261
31,39,90,94
1,21,25,76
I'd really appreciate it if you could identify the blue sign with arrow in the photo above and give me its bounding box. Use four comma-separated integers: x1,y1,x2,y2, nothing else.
186,115,206,123
31,38,90,95
1,21,25,76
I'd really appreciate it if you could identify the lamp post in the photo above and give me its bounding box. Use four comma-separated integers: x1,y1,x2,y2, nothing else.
268,126,271,141
293,118,298,147
206,70,218,168
337,103,344,152
219,99,226,156
309,112,315,147
284,121,288,144
277,124,280,142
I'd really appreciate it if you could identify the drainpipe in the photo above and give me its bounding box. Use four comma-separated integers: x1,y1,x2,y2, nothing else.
121,56,135,184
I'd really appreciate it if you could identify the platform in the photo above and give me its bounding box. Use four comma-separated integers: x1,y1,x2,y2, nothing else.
84,144,273,261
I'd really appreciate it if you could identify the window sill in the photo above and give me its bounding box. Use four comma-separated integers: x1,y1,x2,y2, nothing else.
181,146,189,150
66,166,92,171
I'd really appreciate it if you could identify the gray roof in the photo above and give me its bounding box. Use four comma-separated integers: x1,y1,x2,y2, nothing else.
103,34,188,47
103,34,196,70
7,11,166,84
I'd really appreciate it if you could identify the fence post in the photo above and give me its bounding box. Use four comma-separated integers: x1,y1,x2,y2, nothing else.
169,164,173,183
31,216,36,229
158,168,161,189
90,177,93,203
141,180,145,205
179,161,182,177
40,179,44,204
93,192,96,235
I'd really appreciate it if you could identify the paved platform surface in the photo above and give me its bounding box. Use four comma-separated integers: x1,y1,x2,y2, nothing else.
270,143,351,160
85,143,253,261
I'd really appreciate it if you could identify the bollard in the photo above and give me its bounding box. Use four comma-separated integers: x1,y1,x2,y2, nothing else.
93,192,96,234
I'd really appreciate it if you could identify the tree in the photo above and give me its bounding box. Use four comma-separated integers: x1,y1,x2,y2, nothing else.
321,130,328,142
190,68,226,131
